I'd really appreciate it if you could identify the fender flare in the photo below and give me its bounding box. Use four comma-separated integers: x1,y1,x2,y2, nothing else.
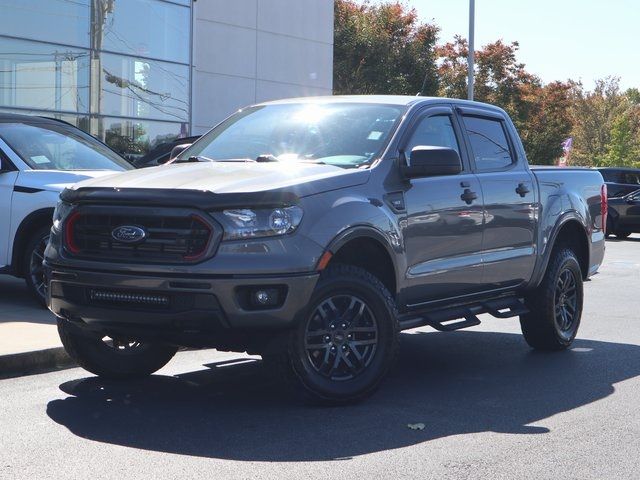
529,211,590,288
325,225,402,293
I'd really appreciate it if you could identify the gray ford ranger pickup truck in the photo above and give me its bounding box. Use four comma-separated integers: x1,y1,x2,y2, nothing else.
45,96,607,403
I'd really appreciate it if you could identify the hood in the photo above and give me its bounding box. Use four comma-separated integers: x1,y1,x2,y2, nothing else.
69,161,370,197
17,169,124,193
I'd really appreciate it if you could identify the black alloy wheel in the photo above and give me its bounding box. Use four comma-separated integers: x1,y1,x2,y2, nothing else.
304,294,379,381
270,264,399,404
554,268,578,339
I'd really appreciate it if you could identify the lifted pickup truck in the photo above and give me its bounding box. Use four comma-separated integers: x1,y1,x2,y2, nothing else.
45,96,607,403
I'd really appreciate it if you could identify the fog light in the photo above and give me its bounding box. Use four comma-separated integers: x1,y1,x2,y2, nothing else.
255,290,271,305
237,285,287,310
252,288,280,307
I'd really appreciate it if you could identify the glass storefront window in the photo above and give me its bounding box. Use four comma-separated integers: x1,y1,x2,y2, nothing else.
0,0,192,157
98,116,188,161
0,38,90,113
0,108,89,132
97,0,190,64
0,0,90,48
99,53,189,122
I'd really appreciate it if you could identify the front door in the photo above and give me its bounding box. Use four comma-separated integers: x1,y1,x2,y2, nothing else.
399,107,484,307
459,111,537,289
0,151,17,267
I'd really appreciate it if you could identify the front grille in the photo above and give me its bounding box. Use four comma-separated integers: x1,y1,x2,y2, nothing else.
66,207,216,263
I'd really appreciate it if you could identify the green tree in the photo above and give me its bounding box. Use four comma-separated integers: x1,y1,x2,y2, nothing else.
602,106,640,167
333,0,439,95
437,38,571,164
568,77,627,166
519,81,573,165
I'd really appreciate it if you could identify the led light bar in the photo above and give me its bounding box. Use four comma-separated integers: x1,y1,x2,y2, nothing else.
90,290,170,306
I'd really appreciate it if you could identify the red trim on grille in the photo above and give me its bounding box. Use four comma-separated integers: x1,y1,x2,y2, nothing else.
64,211,81,254
183,214,213,261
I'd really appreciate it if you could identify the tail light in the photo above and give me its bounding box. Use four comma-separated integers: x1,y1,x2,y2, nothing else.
601,184,608,234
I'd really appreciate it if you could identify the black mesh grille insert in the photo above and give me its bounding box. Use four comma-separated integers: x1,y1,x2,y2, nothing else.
68,209,214,263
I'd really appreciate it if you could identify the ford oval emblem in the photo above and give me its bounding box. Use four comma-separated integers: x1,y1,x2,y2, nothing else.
111,225,147,244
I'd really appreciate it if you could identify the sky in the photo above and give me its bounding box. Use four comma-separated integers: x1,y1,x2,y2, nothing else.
406,0,640,91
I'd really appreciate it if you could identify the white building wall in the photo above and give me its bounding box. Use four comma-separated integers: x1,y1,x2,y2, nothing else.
191,0,334,134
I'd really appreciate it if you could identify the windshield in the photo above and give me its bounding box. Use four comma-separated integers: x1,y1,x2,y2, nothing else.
0,122,132,171
179,103,406,168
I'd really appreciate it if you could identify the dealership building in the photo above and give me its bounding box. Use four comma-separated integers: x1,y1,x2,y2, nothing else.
0,0,334,157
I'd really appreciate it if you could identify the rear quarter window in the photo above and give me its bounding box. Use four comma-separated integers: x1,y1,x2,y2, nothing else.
462,116,514,171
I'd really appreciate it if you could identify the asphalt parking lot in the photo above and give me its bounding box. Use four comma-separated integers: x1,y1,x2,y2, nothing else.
1,236,639,480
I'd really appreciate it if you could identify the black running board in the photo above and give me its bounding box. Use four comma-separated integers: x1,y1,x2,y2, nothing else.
398,296,529,332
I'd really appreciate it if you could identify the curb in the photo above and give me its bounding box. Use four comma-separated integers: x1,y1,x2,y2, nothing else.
0,347,76,379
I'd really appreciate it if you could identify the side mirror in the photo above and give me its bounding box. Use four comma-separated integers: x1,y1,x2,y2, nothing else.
168,143,192,163
402,146,462,178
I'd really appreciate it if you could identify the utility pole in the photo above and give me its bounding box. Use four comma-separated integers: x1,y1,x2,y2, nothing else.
467,0,475,101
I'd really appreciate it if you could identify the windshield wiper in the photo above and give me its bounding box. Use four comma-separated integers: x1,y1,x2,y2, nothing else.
173,155,216,163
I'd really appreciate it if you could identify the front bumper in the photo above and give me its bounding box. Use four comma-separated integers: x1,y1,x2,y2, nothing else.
46,262,319,336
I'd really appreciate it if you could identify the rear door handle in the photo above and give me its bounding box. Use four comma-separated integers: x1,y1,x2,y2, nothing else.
460,189,478,205
516,183,530,197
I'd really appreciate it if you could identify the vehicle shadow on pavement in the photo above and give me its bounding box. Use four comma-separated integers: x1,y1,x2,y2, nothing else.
46,331,640,461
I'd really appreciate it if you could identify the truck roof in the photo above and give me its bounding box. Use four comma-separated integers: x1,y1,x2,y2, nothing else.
257,95,506,113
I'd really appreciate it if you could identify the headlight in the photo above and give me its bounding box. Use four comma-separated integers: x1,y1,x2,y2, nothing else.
214,206,303,240
52,201,74,232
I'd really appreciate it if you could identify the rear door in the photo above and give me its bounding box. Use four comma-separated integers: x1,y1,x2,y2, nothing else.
458,108,537,290
399,106,485,306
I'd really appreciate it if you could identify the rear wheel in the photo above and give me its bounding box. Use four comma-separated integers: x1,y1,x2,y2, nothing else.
520,248,583,350
615,230,631,239
23,226,50,307
267,265,399,404
57,318,178,378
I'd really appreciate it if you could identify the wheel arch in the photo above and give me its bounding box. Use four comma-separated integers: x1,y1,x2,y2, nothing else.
11,207,54,276
532,214,590,287
325,226,399,298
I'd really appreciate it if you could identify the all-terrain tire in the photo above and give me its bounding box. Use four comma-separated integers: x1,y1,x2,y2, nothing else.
265,264,399,404
57,319,178,379
520,248,583,350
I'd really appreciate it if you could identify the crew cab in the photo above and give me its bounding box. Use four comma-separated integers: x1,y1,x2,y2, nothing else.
0,114,132,304
45,96,606,403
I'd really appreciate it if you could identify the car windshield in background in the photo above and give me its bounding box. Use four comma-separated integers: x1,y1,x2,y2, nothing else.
0,122,132,171
180,103,406,168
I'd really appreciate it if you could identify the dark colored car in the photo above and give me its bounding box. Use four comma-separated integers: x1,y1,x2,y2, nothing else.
597,167,640,197
46,96,606,403
132,136,200,168
607,189,640,239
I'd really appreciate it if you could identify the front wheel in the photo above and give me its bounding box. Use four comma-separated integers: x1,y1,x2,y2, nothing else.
24,226,50,307
57,319,178,379
520,248,583,350
615,230,631,239
268,265,399,404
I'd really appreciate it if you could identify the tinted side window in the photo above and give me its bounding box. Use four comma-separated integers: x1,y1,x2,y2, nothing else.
623,173,640,185
405,115,460,162
599,170,617,182
463,116,513,171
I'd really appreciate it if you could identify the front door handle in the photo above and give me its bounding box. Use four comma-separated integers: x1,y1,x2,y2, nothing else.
460,189,478,205
516,183,530,197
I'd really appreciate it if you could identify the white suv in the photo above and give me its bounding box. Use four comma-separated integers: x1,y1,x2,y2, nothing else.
0,114,132,304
